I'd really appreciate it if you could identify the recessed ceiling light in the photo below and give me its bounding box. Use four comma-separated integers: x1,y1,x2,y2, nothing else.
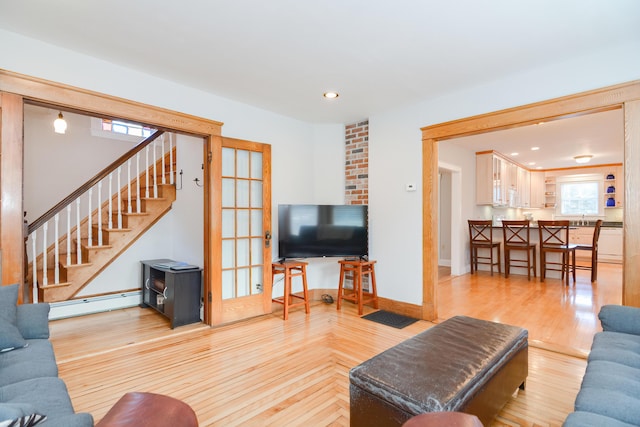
510,152,519,156
574,155,593,164
323,92,339,99
528,162,536,166
536,166,543,170
531,147,540,151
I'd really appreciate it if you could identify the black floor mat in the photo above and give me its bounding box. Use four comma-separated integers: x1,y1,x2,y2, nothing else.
361,310,419,329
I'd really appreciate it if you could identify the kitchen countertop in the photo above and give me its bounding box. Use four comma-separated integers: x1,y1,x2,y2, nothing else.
490,221,623,228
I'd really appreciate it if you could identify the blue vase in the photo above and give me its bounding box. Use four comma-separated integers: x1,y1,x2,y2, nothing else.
607,197,616,207
607,185,616,194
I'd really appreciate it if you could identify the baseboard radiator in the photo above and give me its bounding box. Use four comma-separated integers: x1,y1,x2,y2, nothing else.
49,291,141,320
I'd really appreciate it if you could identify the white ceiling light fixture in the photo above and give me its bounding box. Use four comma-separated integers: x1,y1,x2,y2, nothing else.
53,112,67,134
323,92,339,99
574,155,593,164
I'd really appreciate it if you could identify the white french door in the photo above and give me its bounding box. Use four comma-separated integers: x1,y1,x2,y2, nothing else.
214,137,272,324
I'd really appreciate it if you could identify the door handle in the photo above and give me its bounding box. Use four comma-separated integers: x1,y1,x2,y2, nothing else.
265,231,272,248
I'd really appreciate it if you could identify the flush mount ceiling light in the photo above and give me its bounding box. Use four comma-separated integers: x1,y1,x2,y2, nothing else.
323,92,339,99
53,112,67,134
574,155,593,164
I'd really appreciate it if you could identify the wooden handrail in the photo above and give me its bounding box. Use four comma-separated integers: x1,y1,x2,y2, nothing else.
28,130,165,234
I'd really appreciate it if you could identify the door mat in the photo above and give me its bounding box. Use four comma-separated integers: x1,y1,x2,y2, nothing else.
361,310,419,329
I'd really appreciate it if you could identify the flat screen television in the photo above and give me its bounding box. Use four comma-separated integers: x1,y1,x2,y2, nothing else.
278,204,368,259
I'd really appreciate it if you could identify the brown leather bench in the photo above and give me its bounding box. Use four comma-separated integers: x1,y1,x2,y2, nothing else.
349,316,528,427
95,392,198,427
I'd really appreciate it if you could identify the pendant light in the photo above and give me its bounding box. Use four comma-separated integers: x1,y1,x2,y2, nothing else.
53,112,67,134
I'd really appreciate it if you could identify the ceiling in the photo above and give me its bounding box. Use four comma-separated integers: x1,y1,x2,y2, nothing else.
0,0,639,125
1,1,638,169
447,108,624,170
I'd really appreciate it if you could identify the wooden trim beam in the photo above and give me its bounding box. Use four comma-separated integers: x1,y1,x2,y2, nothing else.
422,81,640,318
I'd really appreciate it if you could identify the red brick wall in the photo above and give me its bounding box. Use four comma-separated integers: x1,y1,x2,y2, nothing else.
345,120,369,205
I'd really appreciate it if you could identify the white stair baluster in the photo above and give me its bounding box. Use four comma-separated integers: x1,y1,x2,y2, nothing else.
31,233,37,301
117,166,122,229
108,174,113,229
136,152,141,214
97,181,103,246
42,223,48,286
169,133,174,185
88,188,93,247
153,140,158,198
54,214,60,283
127,159,132,213
145,146,150,198
161,134,166,185
76,198,82,264
66,205,71,265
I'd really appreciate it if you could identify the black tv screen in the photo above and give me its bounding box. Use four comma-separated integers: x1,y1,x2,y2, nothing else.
278,204,368,259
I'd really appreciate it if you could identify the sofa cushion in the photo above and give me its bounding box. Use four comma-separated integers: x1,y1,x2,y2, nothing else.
0,340,58,387
564,410,638,427
0,319,27,353
0,403,40,422
574,386,640,425
0,285,19,325
16,304,50,340
599,305,640,335
588,332,640,369
0,378,75,422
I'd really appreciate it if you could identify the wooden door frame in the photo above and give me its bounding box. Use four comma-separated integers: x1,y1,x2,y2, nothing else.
0,70,222,319
421,80,640,320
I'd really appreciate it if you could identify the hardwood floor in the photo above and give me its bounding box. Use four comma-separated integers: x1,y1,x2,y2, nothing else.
49,276,600,427
438,262,622,355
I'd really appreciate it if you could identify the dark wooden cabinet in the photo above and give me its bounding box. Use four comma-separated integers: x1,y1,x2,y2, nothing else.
141,259,202,328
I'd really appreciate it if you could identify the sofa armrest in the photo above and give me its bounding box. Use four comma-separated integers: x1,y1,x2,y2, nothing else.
598,305,640,335
15,303,50,339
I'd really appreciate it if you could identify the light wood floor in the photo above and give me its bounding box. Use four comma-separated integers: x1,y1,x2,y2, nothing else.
49,261,615,427
437,262,622,355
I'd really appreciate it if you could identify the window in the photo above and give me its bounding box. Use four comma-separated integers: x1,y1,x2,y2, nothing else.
556,174,604,217
102,119,153,138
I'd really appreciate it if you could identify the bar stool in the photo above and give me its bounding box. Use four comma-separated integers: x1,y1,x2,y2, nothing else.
271,260,310,320
468,220,501,275
502,219,536,280
574,219,603,282
337,259,378,315
538,220,577,285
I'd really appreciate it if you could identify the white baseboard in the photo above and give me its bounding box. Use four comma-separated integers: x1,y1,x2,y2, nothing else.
438,259,452,267
49,291,142,320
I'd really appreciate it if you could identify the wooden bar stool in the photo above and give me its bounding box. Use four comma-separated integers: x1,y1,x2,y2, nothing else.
538,220,577,285
271,260,310,320
502,219,536,280
468,220,501,275
337,259,378,315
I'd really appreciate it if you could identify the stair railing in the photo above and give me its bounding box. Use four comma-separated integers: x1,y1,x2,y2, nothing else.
26,130,174,300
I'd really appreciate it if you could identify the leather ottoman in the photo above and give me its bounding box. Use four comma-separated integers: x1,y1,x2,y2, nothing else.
349,316,528,427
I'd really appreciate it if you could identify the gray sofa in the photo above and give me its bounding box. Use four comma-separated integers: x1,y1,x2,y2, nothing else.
0,284,93,427
564,305,640,427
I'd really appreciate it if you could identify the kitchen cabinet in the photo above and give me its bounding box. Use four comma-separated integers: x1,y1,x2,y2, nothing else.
544,177,556,208
530,172,545,208
476,152,520,207
518,167,531,208
599,228,623,263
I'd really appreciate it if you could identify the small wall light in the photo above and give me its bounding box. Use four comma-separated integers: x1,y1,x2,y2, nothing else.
323,92,339,99
574,155,593,164
53,112,67,134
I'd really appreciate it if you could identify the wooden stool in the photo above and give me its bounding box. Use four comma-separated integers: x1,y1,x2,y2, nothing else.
337,259,378,315
271,260,310,320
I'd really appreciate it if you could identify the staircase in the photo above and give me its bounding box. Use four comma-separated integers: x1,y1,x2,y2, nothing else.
27,131,177,303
